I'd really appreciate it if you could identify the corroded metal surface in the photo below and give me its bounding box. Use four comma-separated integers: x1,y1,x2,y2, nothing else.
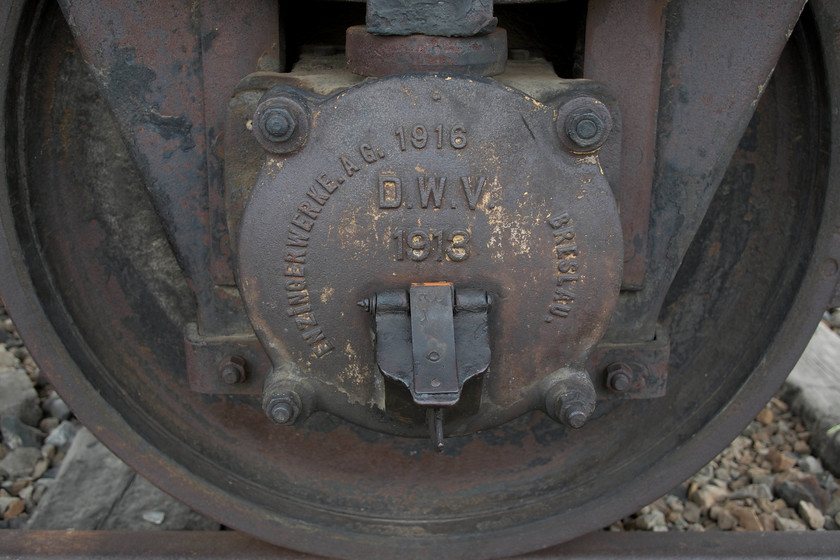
584,0,667,290
237,74,622,436
605,0,808,341
2,530,840,559
366,0,496,37
1,1,840,559
346,26,508,77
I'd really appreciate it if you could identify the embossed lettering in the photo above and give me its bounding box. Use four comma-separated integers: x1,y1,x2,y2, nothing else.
316,174,339,194
558,259,578,274
311,339,334,358
391,227,471,262
286,227,310,247
287,292,310,307
295,313,318,330
287,303,311,317
450,126,467,149
545,211,579,322
417,176,446,208
553,227,575,243
285,263,305,277
549,303,572,318
395,124,467,150
339,156,360,176
359,144,378,163
301,325,325,343
460,176,486,210
291,213,315,232
445,229,471,262
306,185,330,206
548,213,571,228
297,202,321,220
555,244,577,259
285,248,306,263
379,173,403,208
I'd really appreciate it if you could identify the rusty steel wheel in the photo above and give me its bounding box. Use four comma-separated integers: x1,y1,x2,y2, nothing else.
2,1,840,558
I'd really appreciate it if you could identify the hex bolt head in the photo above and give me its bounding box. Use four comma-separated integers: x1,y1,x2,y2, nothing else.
218,355,247,385
605,362,635,394
259,107,296,143
545,371,596,430
566,110,606,149
252,94,310,155
555,96,613,153
265,392,301,425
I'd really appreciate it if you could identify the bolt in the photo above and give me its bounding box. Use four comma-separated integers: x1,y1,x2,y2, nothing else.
550,396,592,429
218,355,247,385
259,107,296,143
545,370,596,429
605,362,635,394
566,110,606,149
265,392,301,425
564,404,589,429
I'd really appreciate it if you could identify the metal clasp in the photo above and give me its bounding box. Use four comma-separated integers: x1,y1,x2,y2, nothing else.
360,283,491,450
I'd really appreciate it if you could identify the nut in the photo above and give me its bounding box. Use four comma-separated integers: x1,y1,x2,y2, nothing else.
544,370,597,429
555,96,613,153
259,107,295,143
252,93,309,154
218,355,246,385
605,362,634,393
566,111,605,148
265,391,301,425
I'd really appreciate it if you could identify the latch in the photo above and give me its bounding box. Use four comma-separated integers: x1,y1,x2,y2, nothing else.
360,283,491,450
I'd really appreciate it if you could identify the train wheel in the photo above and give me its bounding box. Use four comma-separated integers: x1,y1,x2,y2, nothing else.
1,1,839,558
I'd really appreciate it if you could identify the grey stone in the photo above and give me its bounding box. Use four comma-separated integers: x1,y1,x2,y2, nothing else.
634,510,666,531
99,474,219,531
729,483,773,501
826,308,840,328
819,472,839,494
798,455,824,475
0,496,17,513
826,496,840,518
682,501,701,524
0,347,20,369
1,416,44,449
776,476,830,511
775,516,807,531
782,322,840,477
690,484,728,509
0,447,41,479
799,500,825,530
142,510,165,525
44,421,78,449
27,428,219,531
716,509,737,531
26,428,135,529
41,392,71,422
0,368,40,426
753,474,776,489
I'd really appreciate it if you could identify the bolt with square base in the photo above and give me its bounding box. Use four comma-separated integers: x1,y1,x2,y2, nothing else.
544,369,597,429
